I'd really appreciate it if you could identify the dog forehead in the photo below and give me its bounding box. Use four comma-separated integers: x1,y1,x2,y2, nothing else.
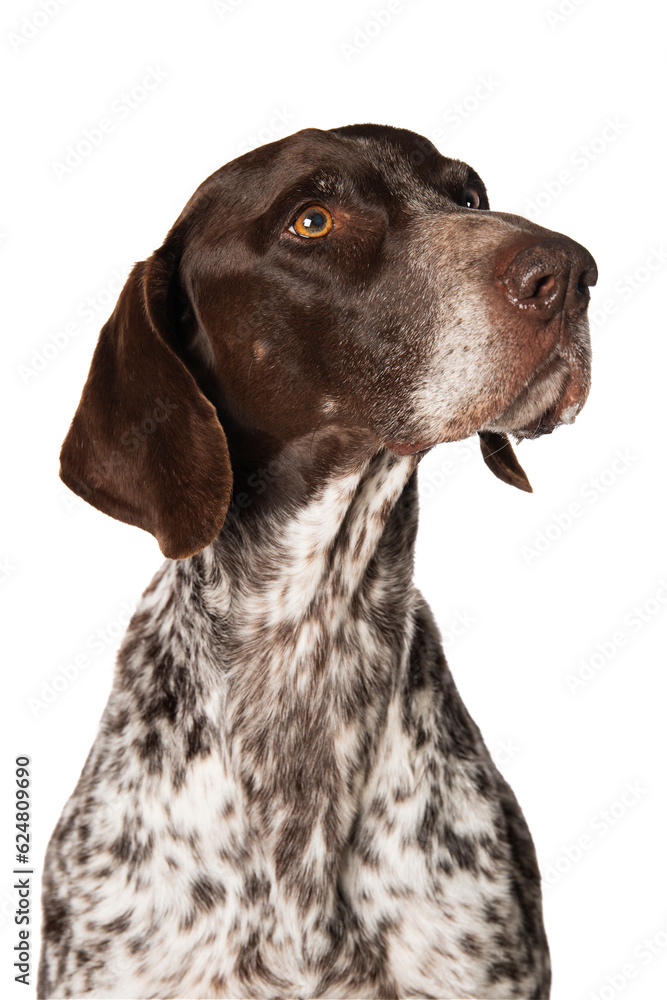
179,125,476,229
328,125,478,203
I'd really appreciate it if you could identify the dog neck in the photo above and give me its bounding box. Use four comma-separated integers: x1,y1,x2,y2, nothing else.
208,445,420,623
124,448,422,911
220,447,420,905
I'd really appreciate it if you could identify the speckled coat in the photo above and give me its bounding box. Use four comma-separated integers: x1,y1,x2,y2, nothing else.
40,452,549,999
39,124,596,999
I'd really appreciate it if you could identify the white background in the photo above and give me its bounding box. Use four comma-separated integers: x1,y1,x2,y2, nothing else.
2,0,666,997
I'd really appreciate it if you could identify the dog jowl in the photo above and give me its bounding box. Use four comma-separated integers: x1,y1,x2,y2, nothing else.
40,125,596,999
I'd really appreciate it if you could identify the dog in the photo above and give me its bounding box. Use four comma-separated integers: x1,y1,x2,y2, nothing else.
39,124,596,999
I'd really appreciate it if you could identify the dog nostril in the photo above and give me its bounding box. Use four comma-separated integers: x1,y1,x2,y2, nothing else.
498,241,597,319
568,262,597,313
498,246,568,314
576,275,591,303
533,274,556,298
578,264,598,293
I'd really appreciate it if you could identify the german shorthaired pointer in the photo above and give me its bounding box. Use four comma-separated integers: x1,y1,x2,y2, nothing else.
39,124,596,999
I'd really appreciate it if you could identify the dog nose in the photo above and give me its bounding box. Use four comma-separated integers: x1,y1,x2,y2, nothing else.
498,240,597,319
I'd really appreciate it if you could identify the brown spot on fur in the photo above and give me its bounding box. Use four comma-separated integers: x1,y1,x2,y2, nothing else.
459,932,483,956
191,875,226,911
101,912,133,934
135,729,163,774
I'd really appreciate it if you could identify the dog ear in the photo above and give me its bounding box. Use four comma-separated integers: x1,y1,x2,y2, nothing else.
59,240,233,559
478,431,533,493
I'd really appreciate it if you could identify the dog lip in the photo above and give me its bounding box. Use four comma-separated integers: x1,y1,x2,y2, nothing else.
513,368,587,439
516,405,561,439
484,349,569,434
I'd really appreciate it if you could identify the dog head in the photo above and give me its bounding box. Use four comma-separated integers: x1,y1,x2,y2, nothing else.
60,124,596,557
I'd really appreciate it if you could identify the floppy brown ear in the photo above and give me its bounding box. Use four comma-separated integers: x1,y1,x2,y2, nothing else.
478,430,533,493
59,244,232,559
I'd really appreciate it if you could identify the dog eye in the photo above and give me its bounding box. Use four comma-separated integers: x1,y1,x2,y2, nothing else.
463,186,481,210
290,206,334,238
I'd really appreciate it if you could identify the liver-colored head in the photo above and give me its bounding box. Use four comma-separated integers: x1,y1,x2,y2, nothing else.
60,124,597,557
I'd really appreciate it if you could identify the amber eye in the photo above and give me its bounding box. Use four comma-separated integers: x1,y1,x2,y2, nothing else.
290,205,334,238
464,186,481,210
